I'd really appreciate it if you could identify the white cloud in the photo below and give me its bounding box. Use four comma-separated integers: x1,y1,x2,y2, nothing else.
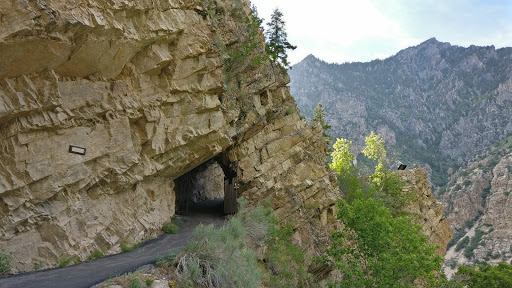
250,0,512,64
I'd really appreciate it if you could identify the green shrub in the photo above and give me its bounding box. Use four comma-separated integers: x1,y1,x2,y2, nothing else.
455,236,470,252
176,199,305,288
0,249,12,276
162,219,180,234
129,274,145,288
145,279,154,286
265,222,311,287
452,262,512,287
121,243,141,252
59,257,72,268
89,249,104,260
464,229,486,259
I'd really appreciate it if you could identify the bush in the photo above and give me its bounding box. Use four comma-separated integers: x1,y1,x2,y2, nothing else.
453,262,512,287
129,274,145,288
162,218,180,234
121,243,141,252
0,249,12,276
464,229,486,259
59,257,72,268
89,250,104,260
175,205,264,287
325,197,442,288
265,222,311,287
455,236,470,252
175,199,311,288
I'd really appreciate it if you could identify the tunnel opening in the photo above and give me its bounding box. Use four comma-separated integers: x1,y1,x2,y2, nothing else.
174,158,239,217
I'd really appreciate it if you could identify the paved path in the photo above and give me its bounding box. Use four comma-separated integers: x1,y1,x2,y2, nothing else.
0,200,226,288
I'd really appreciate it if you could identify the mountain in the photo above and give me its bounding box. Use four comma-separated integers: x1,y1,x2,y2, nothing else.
289,38,512,269
290,38,512,187
442,136,512,274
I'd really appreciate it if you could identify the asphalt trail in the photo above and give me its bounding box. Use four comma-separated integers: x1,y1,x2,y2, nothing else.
0,200,226,288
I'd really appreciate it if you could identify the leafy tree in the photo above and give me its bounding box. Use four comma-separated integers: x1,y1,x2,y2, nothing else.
312,103,332,147
265,8,296,70
451,263,512,288
326,196,442,288
363,131,387,183
330,138,355,176
326,132,441,287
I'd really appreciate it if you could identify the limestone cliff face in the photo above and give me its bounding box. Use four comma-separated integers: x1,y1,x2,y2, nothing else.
399,169,452,256
0,0,341,272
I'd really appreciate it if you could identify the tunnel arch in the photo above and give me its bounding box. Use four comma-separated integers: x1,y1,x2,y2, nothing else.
174,153,239,216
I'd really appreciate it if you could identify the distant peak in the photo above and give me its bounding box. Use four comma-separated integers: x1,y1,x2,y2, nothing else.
424,37,438,44
303,54,319,61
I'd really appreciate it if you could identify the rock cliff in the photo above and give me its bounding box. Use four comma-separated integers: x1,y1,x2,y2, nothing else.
442,136,512,273
0,0,340,272
399,169,452,257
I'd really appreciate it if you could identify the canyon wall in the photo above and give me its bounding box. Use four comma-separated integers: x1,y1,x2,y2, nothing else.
0,0,340,272
0,0,451,275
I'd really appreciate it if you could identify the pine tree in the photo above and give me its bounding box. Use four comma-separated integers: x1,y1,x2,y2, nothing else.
265,8,296,70
312,103,332,146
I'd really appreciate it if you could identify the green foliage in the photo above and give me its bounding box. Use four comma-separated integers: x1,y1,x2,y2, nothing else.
176,204,263,287
155,251,176,268
162,218,180,234
265,222,311,287
145,279,154,287
265,8,296,70
362,131,387,164
59,257,72,268
312,103,332,148
129,274,145,288
463,229,486,259
326,196,442,288
330,132,411,215
452,262,512,288
455,236,470,252
224,4,267,73
326,132,442,287
89,249,104,260
0,249,12,276
121,242,141,252
175,200,312,288
330,138,355,176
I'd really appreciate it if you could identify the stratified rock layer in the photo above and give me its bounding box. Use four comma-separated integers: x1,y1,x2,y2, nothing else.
399,169,452,256
0,0,340,272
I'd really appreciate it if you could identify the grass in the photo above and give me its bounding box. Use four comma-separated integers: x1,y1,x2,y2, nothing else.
0,249,12,276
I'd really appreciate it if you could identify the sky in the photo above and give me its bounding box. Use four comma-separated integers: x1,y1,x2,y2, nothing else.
250,0,512,65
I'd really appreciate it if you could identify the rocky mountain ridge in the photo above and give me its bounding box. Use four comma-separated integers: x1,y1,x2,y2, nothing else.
290,38,512,187
289,38,512,270
442,136,512,272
